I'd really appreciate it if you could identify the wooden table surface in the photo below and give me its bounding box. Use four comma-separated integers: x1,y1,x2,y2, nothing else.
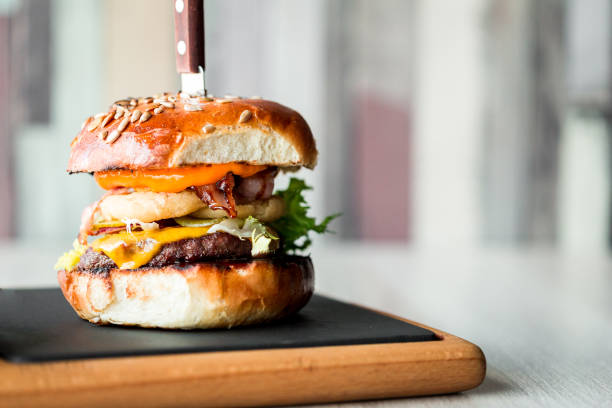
2,241,611,407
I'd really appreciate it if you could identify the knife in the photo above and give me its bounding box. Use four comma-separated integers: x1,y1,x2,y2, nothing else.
174,0,206,96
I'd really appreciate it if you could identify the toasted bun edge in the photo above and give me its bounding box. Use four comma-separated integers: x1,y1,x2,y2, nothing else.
57,256,314,329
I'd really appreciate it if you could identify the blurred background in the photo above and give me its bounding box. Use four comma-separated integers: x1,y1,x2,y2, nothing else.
3,2,612,402
0,0,611,270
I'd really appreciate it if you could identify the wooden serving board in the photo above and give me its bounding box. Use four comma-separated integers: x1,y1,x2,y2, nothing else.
0,289,485,407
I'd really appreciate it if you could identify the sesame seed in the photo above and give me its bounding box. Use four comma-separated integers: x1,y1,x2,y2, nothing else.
130,110,142,122
141,97,153,104
185,104,203,111
129,99,138,106
159,101,174,108
238,110,252,124
168,96,177,102
106,130,120,144
140,111,152,123
114,108,125,120
250,95,263,99
87,116,103,131
101,112,114,128
216,99,232,104
117,117,130,132
203,124,216,133
98,130,108,140
224,95,241,99
154,107,164,114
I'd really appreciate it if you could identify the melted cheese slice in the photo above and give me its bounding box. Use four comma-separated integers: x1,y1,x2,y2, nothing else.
94,163,267,193
90,226,211,270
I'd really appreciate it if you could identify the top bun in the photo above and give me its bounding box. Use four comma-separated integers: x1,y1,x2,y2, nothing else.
67,94,318,173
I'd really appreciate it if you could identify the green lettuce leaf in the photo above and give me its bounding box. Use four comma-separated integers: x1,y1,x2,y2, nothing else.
271,178,340,253
207,216,279,256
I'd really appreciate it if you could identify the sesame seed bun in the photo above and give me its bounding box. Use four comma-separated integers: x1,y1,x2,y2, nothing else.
67,96,318,173
57,256,314,329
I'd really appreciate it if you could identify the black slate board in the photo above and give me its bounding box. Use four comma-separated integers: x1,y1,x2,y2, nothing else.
0,289,438,363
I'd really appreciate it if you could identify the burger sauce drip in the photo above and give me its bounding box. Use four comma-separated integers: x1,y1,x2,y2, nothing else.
192,172,238,218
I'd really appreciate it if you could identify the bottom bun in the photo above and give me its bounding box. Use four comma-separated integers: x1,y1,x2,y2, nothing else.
57,256,313,329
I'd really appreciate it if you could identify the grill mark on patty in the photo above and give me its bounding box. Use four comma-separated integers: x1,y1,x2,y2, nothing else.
76,232,255,272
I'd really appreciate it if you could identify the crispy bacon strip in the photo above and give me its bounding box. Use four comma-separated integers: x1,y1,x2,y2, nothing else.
235,167,278,204
89,226,126,236
78,188,132,244
86,219,177,237
78,169,278,242
192,172,238,218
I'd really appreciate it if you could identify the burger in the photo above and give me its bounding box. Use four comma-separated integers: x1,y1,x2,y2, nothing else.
55,93,336,329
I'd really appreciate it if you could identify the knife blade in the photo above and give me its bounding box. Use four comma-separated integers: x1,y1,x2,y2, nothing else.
174,0,206,95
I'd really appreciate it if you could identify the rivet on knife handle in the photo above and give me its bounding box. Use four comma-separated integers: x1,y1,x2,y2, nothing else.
174,0,205,74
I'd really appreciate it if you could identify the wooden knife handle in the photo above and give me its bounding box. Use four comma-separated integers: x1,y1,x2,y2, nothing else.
174,0,205,73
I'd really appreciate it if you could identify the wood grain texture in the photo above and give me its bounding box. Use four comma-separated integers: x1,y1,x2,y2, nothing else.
0,314,485,407
4,245,612,406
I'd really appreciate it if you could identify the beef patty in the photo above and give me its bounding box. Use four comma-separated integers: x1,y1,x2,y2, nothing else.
76,232,254,271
